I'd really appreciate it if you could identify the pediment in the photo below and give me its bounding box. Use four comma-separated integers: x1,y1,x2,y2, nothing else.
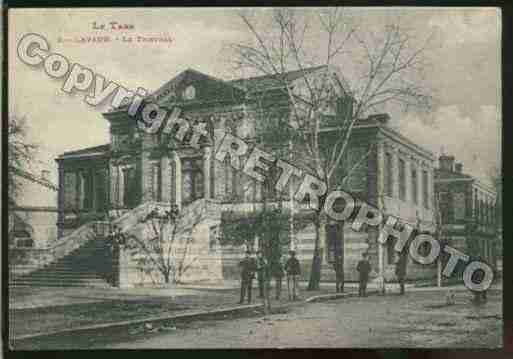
148,69,246,106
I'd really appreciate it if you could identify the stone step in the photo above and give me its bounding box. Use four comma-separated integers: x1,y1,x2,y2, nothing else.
10,277,107,285
19,271,106,278
10,280,111,288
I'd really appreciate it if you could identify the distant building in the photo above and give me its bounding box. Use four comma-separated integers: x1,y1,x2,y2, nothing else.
54,66,438,287
434,155,499,274
9,167,58,248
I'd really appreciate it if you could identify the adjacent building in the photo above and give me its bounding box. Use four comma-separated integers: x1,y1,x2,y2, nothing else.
434,155,499,275
8,167,58,249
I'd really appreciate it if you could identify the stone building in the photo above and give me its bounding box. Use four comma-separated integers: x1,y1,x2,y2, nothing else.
9,167,58,249
51,66,438,287
434,155,499,275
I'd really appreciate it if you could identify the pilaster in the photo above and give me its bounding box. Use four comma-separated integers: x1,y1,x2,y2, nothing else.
57,162,65,238
203,146,212,199
171,151,182,209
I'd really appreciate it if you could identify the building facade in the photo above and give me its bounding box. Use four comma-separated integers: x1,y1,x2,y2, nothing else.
9,167,58,249
54,66,438,287
434,155,499,276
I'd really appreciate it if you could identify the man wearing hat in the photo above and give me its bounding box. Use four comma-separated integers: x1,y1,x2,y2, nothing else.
285,250,301,300
238,250,257,304
256,250,269,299
356,252,372,297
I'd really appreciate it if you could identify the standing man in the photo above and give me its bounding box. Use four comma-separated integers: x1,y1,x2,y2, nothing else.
395,253,407,295
333,254,344,293
285,250,301,300
256,250,268,299
238,250,257,304
270,255,285,300
356,252,371,297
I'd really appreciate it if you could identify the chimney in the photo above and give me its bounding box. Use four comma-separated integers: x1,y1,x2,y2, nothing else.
439,155,455,172
455,163,463,173
41,170,50,182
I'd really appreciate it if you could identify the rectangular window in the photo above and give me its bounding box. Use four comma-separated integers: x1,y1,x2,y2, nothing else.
411,167,418,204
182,158,204,204
123,167,136,208
453,192,466,220
151,162,161,201
399,158,406,201
384,152,393,197
81,170,94,211
95,168,108,211
64,172,77,211
422,170,429,209
439,192,451,223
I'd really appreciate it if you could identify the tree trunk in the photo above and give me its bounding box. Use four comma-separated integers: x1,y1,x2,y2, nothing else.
338,221,345,292
307,214,327,291
163,271,170,284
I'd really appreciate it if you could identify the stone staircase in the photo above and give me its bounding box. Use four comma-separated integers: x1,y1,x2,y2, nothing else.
9,221,113,288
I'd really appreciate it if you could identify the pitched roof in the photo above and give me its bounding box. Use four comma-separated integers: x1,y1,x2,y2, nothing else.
58,144,111,160
106,65,345,115
434,168,473,180
229,65,328,92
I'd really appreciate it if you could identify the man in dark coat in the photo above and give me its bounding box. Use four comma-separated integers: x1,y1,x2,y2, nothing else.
356,252,372,297
256,250,269,299
285,250,301,300
395,253,408,295
333,254,344,293
238,250,257,304
270,256,285,300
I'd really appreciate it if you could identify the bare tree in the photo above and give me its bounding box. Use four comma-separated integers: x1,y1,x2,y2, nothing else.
228,8,434,290
8,114,38,202
108,188,207,284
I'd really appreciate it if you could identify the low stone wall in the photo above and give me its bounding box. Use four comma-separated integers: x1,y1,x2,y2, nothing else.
10,221,105,277
115,199,223,288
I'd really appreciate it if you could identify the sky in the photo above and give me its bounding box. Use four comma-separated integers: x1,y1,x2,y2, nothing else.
8,7,501,189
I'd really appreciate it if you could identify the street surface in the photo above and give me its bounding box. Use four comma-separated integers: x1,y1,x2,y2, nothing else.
18,289,499,349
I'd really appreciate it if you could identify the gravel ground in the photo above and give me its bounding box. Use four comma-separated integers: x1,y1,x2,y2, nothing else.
12,289,502,349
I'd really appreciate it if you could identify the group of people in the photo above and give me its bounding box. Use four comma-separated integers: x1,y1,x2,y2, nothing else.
240,250,408,303
238,250,301,304
356,252,408,297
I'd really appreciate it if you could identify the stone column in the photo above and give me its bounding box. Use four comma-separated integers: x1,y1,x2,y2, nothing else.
57,162,65,239
417,163,423,210
404,157,411,204
376,142,385,277
203,146,212,199
171,151,182,209
391,148,399,199
429,168,435,210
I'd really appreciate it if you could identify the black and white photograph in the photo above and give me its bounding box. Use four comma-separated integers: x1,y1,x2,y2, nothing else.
6,6,503,350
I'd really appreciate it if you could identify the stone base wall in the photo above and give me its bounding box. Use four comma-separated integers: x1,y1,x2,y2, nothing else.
221,221,438,283
12,209,58,248
116,200,223,288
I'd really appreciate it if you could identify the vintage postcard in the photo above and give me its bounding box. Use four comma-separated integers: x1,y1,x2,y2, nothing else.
7,7,502,349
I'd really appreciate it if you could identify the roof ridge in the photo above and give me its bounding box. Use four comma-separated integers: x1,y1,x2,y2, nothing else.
61,143,111,156
229,64,327,83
